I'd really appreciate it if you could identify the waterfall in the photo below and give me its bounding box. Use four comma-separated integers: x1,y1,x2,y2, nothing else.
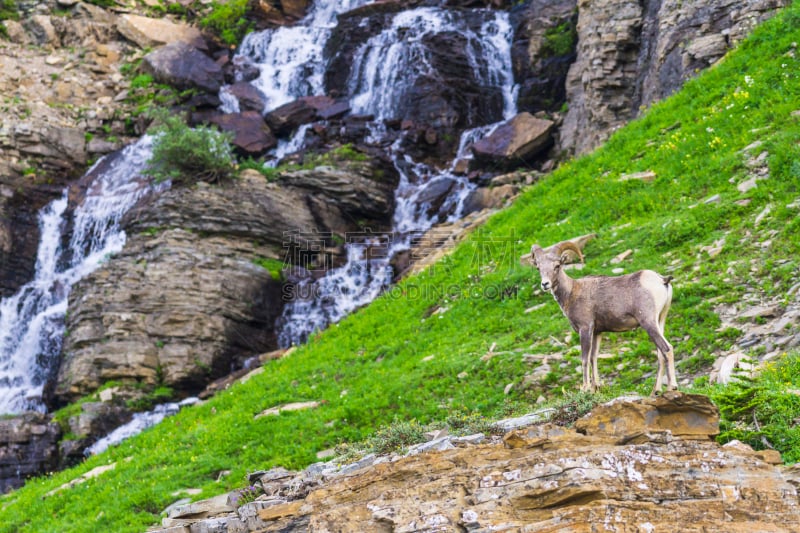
234,0,371,109
0,136,161,414
347,7,517,121
270,5,518,346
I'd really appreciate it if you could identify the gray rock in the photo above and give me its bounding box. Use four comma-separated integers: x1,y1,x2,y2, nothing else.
142,42,224,94
0,413,61,493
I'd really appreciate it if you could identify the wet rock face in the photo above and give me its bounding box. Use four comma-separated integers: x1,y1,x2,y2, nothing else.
560,0,791,155
55,162,400,403
0,413,61,494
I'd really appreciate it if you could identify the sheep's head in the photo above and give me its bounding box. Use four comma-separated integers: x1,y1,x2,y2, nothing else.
530,241,583,292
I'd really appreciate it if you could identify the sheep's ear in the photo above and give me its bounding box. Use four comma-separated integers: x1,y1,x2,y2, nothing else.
559,252,571,265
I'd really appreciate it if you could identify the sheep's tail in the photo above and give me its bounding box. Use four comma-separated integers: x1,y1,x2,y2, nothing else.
662,275,673,286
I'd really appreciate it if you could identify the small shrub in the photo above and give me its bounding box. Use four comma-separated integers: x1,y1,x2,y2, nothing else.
253,257,285,281
130,74,154,89
229,485,261,508
548,391,603,426
146,110,235,183
365,418,427,455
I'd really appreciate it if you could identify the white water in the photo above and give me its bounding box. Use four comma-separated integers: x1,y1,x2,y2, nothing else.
234,0,371,110
272,6,518,346
0,136,161,414
86,397,198,456
348,7,517,121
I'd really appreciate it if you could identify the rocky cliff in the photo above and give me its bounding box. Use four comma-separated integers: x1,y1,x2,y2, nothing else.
560,0,790,155
145,393,800,532
56,160,398,403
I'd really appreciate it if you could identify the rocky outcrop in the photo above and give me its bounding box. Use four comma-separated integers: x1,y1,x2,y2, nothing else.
0,3,146,296
0,413,61,493
146,393,800,532
560,0,791,155
55,162,399,403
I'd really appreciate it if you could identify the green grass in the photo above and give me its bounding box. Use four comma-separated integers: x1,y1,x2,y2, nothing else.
2,4,800,532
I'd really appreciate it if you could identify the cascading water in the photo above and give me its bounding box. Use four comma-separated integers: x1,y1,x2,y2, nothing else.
262,5,519,346
0,136,161,414
233,0,371,110
348,7,517,121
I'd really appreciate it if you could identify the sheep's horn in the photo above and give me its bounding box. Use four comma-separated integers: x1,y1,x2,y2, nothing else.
555,241,584,263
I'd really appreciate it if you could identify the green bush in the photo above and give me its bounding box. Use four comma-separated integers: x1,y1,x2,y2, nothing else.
146,111,235,183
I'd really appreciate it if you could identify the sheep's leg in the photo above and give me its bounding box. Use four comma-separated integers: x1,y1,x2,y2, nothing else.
652,348,666,396
579,328,593,392
658,312,678,391
591,332,603,391
642,320,671,395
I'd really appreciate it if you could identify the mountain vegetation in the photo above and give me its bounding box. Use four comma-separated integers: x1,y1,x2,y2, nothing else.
1,2,800,532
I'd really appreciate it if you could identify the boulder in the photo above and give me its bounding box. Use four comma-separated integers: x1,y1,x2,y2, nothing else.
116,14,206,50
208,112,277,155
471,112,554,169
226,82,267,113
142,42,224,94
264,96,337,136
0,413,61,494
461,184,518,215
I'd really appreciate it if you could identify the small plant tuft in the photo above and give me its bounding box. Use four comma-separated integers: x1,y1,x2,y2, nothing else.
146,109,235,183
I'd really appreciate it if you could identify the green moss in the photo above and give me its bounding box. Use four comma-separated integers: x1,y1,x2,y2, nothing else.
253,257,285,281
200,0,253,46
541,19,578,57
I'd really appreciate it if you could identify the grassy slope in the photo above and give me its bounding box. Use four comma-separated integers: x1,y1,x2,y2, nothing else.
3,4,800,531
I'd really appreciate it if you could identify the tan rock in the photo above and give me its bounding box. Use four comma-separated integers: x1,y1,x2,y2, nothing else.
574,391,720,441
147,395,800,533
257,500,305,521
116,14,205,49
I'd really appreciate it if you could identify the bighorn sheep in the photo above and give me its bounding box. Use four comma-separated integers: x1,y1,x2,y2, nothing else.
527,240,676,394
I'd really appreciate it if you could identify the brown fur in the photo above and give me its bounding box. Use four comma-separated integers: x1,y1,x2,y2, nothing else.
530,242,677,394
